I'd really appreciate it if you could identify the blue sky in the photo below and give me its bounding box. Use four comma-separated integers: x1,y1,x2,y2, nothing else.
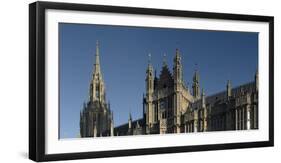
59,23,258,138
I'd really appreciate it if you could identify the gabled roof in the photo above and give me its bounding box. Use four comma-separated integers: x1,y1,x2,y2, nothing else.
156,65,174,90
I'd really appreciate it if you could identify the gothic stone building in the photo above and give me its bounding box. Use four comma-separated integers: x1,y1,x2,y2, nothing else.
80,44,258,137
80,42,114,137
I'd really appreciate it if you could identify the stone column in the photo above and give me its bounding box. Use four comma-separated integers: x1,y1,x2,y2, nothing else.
253,105,258,129
238,108,241,130
235,109,238,130
193,111,198,132
241,106,245,130
246,104,251,130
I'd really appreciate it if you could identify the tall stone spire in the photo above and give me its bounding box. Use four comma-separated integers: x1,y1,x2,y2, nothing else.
192,65,200,99
80,41,113,138
89,40,105,102
94,40,101,76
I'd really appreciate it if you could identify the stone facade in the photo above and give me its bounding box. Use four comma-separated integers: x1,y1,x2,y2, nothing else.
80,45,258,137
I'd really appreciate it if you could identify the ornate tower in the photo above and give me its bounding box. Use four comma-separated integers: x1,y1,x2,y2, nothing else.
80,41,114,137
90,41,106,102
145,54,154,134
173,49,183,133
192,69,200,99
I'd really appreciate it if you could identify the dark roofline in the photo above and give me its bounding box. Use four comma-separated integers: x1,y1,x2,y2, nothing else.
114,118,144,129
206,81,255,99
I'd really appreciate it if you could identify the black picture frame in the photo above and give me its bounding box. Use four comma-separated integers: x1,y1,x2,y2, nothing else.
29,1,274,162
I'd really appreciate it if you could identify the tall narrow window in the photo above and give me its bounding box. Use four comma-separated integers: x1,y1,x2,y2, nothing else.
154,103,158,121
96,85,100,99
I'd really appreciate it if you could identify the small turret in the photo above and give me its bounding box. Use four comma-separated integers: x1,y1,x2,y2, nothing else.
201,88,206,108
227,80,232,99
146,53,154,94
192,67,200,99
173,49,183,84
128,112,132,129
128,112,133,135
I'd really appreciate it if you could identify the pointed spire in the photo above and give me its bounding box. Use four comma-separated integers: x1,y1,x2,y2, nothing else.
163,53,167,67
96,40,100,64
148,53,152,65
202,88,205,96
192,64,200,99
201,88,206,108
193,71,199,82
129,112,132,121
146,53,153,76
227,80,232,99
128,111,132,129
174,48,181,64
94,40,101,75
147,53,153,71
193,64,199,82
173,49,183,84
227,79,231,87
176,48,180,58
146,53,154,94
